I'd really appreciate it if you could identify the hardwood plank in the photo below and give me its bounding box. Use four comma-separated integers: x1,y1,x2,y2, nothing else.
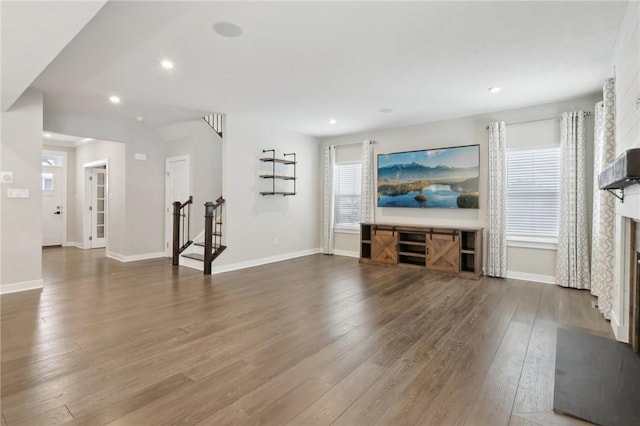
4,403,73,426
0,247,614,426
247,376,332,426
464,320,534,426
289,361,385,426
512,319,557,416
66,372,194,425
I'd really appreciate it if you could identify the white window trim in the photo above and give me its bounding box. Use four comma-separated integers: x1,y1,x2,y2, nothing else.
334,226,360,235
507,235,557,250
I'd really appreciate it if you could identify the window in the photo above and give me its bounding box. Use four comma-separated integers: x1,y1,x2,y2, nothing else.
42,173,54,191
506,146,560,240
42,153,63,167
334,162,362,230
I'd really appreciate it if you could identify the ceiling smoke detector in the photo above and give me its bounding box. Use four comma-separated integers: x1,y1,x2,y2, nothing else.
213,22,243,38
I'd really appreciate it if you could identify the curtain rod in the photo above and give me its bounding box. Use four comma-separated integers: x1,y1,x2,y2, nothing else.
485,111,591,130
332,140,375,148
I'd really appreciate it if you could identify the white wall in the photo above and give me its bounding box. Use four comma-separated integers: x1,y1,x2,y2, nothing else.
44,110,165,257
161,119,223,238
611,0,640,341
322,94,600,282
74,140,126,254
0,90,44,292
215,115,320,270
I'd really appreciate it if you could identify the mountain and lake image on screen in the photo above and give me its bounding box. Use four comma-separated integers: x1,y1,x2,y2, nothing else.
377,145,480,209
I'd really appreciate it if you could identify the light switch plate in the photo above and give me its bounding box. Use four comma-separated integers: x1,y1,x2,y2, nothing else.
7,188,29,198
0,171,13,183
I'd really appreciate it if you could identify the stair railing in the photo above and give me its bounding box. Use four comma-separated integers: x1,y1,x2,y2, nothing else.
203,113,224,138
203,196,226,275
172,196,193,265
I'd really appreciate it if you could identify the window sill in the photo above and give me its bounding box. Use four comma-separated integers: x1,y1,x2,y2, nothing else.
334,227,360,235
507,236,557,250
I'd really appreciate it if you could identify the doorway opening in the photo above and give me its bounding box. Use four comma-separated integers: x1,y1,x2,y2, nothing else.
165,155,190,257
84,160,108,249
42,150,67,246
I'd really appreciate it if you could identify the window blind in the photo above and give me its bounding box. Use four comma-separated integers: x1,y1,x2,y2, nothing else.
335,163,362,229
506,147,560,238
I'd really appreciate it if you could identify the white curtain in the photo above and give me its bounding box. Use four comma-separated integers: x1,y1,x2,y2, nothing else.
486,121,507,277
322,145,336,254
556,111,590,289
361,140,375,224
591,78,616,316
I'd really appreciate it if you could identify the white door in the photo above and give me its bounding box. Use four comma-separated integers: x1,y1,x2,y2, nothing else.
42,166,64,246
165,156,190,256
90,168,107,248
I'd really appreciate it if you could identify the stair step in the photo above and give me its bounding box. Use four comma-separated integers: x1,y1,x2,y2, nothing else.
182,253,205,261
181,246,227,263
211,245,227,262
194,242,223,248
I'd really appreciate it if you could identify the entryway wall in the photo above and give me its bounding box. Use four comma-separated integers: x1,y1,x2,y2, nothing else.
74,139,125,254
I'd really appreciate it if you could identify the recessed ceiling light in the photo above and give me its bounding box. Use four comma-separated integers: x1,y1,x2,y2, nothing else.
488,87,502,93
379,108,394,113
213,22,243,38
109,95,121,104
43,132,52,138
136,116,144,122
160,59,174,70
81,138,94,143
329,119,337,124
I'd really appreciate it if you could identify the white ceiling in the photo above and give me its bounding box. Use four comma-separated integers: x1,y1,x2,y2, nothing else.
20,1,630,137
0,0,106,111
43,131,95,148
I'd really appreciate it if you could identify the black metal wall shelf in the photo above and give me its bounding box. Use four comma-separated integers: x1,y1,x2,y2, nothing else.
260,149,296,196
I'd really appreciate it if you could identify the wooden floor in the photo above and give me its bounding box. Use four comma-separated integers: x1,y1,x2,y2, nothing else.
0,247,613,426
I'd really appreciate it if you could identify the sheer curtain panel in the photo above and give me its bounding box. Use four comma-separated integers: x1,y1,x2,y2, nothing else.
322,145,336,254
556,111,590,289
590,78,616,316
486,121,507,277
361,140,375,224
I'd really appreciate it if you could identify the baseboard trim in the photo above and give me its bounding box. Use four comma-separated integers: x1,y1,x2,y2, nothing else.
610,310,628,342
506,270,556,285
333,249,359,258
1,279,44,294
64,241,84,249
106,251,166,263
210,248,322,275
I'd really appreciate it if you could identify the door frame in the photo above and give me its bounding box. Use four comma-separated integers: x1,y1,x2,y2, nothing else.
42,149,68,246
83,158,109,249
165,155,190,257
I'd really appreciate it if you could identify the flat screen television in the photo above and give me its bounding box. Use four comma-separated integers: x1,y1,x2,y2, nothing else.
377,144,479,209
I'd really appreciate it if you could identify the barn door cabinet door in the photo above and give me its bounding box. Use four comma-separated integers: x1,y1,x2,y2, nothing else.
426,232,460,274
371,229,398,264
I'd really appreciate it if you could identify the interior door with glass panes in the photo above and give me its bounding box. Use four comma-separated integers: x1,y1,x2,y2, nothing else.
90,168,107,248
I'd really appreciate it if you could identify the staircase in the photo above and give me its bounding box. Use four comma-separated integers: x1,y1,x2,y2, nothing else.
174,196,226,275
202,113,223,138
